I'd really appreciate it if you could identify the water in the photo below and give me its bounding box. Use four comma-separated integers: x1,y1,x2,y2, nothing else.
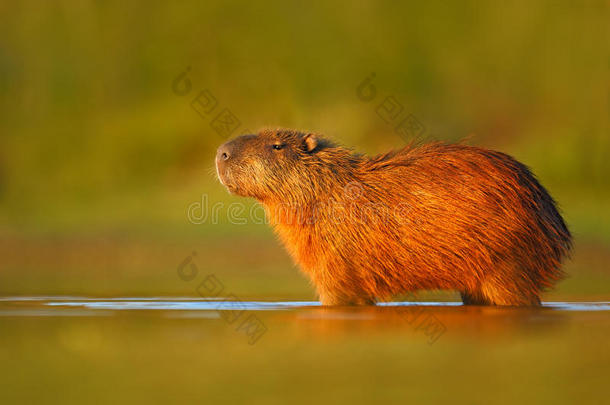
1,296,609,404
2,296,610,312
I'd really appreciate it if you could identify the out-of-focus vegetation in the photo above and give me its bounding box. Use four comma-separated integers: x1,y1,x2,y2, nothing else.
0,0,608,298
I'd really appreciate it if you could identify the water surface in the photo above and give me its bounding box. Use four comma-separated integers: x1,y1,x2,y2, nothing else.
1,296,609,404
3,296,610,310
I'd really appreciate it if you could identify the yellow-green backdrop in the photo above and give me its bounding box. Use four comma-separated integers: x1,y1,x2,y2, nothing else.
0,0,608,299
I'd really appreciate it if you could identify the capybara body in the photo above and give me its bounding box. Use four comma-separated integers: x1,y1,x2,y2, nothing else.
215,129,572,306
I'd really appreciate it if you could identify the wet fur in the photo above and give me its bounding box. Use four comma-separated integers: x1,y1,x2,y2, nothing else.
216,129,572,306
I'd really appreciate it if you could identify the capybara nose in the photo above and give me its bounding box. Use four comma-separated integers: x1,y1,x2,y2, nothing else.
216,143,232,162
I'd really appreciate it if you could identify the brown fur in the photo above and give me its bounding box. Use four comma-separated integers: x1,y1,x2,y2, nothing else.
215,128,572,306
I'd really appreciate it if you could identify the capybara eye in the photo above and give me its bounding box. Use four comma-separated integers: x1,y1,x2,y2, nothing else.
272,144,284,150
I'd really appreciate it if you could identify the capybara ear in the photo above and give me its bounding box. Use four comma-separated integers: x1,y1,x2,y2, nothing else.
303,133,318,153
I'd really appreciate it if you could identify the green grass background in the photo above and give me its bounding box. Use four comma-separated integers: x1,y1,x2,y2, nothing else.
0,0,608,299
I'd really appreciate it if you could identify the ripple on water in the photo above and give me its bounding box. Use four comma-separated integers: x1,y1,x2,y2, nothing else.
23,298,610,312
0,297,608,314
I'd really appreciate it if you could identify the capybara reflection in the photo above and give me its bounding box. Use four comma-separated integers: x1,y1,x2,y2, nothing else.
216,129,571,306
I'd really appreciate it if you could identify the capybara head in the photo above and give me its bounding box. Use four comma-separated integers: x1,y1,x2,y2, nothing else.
216,128,343,202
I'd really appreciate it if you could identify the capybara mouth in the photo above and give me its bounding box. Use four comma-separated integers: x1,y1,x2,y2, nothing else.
215,166,239,194
217,172,236,192
215,162,231,188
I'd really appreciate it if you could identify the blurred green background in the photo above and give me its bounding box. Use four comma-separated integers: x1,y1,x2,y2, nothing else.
0,0,608,299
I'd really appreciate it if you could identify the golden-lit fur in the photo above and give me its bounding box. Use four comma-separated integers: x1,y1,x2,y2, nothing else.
216,129,572,306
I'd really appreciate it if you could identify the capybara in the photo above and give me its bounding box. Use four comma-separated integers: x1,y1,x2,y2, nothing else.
215,128,572,306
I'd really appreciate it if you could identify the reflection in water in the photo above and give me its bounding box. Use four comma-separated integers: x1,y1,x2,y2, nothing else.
1,297,608,404
0,309,111,317
0,297,606,341
543,302,610,311
0,298,608,347
0,296,607,312
47,300,321,310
